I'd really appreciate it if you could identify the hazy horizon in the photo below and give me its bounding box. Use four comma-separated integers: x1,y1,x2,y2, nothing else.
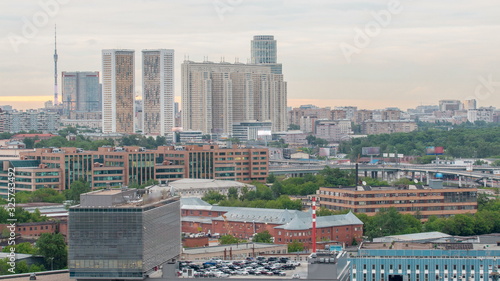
1,0,499,111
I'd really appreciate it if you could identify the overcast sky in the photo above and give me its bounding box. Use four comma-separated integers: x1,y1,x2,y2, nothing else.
1,0,499,111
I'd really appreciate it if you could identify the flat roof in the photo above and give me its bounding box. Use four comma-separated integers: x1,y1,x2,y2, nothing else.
93,189,123,195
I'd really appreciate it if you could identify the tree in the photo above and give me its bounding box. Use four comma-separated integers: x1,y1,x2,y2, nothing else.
271,181,283,198
36,233,67,270
227,187,238,200
2,242,37,255
219,234,240,245
266,173,277,184
288,124,300,130
64,179,91,204
23,137,35,149
253,230,273,243
202,191,226,204
288,241,304,252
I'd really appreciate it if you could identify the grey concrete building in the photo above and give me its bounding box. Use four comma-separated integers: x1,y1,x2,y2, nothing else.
68,186,181,280
61,71,101,117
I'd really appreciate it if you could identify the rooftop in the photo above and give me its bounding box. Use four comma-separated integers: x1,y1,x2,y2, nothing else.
170,179,255,189
373,231,451,242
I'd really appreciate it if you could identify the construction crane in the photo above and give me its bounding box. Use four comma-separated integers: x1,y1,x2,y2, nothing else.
221,214,233,236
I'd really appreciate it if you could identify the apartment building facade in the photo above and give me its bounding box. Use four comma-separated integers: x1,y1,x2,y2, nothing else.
361,120,418,135
142,49,175,139
102,49,135,134
181,61,287,135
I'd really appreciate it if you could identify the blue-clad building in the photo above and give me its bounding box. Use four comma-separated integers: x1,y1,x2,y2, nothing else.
350,238,500,281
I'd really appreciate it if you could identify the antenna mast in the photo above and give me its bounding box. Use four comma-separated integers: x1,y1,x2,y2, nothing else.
53,24,59,106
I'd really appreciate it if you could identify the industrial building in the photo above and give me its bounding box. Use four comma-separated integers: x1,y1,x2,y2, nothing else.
180,197,363,249
350,233,500,281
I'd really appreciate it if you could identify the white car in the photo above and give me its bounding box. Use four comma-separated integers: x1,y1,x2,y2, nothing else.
292,273,301,279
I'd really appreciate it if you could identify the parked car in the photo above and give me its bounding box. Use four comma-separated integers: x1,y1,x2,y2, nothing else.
292,273,301,279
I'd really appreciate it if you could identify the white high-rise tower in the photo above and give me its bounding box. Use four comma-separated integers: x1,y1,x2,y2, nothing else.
102,49,135,134
142,49,175,140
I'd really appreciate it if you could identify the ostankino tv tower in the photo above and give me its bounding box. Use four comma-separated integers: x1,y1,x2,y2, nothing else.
53,25,59,106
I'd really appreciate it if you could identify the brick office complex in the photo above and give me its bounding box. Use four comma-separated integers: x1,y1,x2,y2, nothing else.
0,144,268,198
181,198,363,249
319,183,477,219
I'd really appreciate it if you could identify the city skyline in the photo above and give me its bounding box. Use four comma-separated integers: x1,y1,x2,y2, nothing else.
1,1,500,111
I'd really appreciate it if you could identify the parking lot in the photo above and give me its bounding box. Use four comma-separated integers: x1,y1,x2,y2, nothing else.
178,256,307,278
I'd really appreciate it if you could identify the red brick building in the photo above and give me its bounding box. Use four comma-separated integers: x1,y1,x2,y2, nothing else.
181,198,363,249
1,144,268,198
0,220,67,240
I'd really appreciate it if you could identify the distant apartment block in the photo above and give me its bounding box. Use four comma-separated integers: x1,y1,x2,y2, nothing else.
381,108,402,121
182,61,287,134
467,107,496,123
361,120,417,135
232,121,272,141
314,120,352,142
0,145,268,198
102,49,135,134
439,100,462,111
334,106,357,120
274,130,308,145
69,187,181,280
319,183,477,219
142,49,175,140
463,99,477,110
0,111,60,133
288,106,331,127
355,110,373,124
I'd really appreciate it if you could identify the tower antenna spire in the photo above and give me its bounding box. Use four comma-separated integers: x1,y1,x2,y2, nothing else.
54,24,59,106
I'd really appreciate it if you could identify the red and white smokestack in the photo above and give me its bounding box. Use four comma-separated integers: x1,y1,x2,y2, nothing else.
312,196,317,253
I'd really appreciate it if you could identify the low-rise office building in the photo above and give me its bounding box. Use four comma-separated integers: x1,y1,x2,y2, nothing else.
0,144,268,198
68,186,181,280
319,182,477,219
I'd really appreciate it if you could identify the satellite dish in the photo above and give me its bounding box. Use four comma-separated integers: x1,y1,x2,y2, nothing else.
414,179,418,184
362,181,367,186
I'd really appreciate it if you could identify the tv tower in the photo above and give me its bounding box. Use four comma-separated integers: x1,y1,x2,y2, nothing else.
53,24,59,106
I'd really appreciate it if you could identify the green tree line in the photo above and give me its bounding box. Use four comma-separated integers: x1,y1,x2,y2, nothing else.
339,126,500,159
0,233,67,275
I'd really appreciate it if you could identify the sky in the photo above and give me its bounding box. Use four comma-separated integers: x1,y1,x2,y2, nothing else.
1,0,499,111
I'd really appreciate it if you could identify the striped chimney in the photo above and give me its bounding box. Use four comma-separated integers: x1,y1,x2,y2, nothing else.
312,196,316,253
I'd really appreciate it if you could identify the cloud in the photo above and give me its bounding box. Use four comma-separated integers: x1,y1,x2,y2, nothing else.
0,0,499,109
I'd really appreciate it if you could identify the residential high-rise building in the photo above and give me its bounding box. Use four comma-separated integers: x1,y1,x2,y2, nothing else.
62,71,101,116
181,61,287,135
102,49,135,134
142,49,175,140
251,35,282,74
